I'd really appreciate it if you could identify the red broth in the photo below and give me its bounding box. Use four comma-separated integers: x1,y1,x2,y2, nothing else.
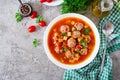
48,17,95,65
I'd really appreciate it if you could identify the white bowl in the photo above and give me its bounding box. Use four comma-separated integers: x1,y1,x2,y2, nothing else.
43,0,63,6
43,13,100,69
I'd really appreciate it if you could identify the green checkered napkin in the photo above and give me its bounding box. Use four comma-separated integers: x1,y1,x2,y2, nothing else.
63,2,120,80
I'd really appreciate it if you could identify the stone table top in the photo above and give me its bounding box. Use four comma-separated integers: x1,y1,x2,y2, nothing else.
0,0,120,80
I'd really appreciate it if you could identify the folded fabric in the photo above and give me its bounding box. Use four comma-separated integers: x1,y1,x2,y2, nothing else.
63,2,120,80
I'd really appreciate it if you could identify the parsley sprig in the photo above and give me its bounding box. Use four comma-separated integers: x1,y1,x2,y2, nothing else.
61,0,92,14
36,16,44,23
15,12,22,22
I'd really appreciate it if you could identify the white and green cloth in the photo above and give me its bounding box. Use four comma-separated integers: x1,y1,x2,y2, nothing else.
63,2,120,80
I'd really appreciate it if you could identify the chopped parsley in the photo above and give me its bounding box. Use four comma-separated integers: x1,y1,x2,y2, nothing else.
33,39,39,47
84,28,90,35
81,39,87,47
62,47,67,52
61,32,67,36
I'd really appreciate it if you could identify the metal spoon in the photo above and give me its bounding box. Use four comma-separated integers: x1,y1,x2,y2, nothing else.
100,21,114,72
101,0,113,12
18,0,24,6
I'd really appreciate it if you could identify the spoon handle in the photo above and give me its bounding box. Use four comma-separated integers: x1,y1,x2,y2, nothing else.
18,0,23,6
100,37,108,73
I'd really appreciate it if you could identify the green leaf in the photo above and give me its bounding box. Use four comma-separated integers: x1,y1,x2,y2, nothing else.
76,50,82,54
62,47,67,52
61,6,70,14
36,16,44,23
81,39,87,47
61,0,92,14
15,12,22,22
33,39,39,47
84,28,90,35
61,32,67,36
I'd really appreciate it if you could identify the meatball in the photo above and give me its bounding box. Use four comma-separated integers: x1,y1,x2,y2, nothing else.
74,22,84,31
67,38,76,48
81,48,88,55
60,25,70,33
72,31,81,38
84,35,91,43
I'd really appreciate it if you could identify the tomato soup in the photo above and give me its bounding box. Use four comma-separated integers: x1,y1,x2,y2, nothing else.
48,17,95,65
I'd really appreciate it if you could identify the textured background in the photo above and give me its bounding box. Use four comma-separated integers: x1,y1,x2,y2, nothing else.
0,0,120,80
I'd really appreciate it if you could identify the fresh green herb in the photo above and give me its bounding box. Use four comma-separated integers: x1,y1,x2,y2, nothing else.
15,12,22,22
84,28,90,34
76,50,82,54
61,0,92,14
81,39,87,47
62,47,67,52
33,39,39,47
61,32,67,36
36,16,44,23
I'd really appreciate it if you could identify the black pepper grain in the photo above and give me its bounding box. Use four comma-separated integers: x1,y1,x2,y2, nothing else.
21,5,29,14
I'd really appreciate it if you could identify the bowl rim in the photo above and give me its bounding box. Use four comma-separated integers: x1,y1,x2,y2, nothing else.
43,13,100,69
43,0,63,6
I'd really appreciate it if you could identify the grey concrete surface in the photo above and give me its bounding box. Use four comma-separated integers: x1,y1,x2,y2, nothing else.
0,0,120,80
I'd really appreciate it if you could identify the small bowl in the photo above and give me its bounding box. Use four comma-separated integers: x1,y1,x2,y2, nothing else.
19,3,32,17
43,13,100,69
